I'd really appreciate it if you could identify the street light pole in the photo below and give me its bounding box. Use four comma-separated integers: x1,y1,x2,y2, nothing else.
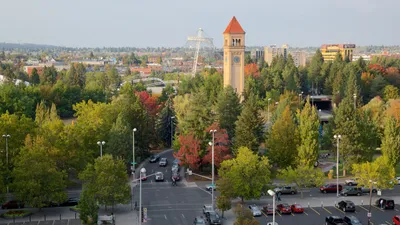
170,117,175,147
353,93,357,110
368,180,376,225
268,190,276,225
334,135,341,197
210,129,217,210
97,141,105,158
139,168,146,225
132,128,137,180
2,134,10,166
267,98,271,124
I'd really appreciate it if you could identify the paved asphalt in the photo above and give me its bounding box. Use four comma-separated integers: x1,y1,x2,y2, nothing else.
132,150,213,225
254,203,400,225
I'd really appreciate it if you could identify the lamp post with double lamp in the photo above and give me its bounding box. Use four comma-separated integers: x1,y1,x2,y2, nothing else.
333,134,341,197
267,190,276,225
368,180,377,225
209,129,217,210
139,168,146,225
97,141,105,158
2,134,10,196
170,116,175,147
267,98,271,124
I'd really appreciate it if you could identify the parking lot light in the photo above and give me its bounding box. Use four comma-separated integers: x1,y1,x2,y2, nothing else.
267,190,276,225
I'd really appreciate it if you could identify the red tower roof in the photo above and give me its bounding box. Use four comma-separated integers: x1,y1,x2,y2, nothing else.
223,16,245,34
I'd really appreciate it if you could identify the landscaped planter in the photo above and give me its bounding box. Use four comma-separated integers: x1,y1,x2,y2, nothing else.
1,210,33,219
70,206,80,213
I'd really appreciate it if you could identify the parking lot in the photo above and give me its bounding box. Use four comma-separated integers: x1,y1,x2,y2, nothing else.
256,203,400,225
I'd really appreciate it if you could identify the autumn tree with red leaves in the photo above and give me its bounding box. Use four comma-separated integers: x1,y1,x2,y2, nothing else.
136,91,160,116
173,133,202,169
202,123,232,168
244,63,260,78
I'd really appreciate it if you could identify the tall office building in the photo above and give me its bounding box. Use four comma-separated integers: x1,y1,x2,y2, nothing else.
264,44,288,66
290,51,307,67
320,44,356,62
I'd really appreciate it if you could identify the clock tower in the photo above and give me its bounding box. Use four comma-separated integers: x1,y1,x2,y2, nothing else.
223,16,245,98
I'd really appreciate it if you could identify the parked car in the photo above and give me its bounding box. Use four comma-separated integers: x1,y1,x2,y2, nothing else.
155,172,164,182
375,198,395,209
274,186,297,195
171,164,180,172
248,204,262,217
320,184,343,193
159,158,168,167
325,216,345,225
203,205,213,215
149,154,160,163
393,215,400,225
340,187,362,196
290,204,304,213
360,186,377,193
193,216,206,225
206,211,221,225
343,215,362,225
1,200,24,209
396,177,400,185
345,178,358,186
263,204,275,215
172,171,180,181
60,198,79,206
338,200,356,212
276,203,291,214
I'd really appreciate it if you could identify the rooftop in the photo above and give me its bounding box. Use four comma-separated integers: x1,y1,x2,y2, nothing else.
223,16,245,34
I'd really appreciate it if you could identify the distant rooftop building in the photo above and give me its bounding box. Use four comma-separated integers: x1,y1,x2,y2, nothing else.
320,44,356,62
264,44,288,66
352,55,371,61
290,51,307,67
0,75,30,86
251,49,264,62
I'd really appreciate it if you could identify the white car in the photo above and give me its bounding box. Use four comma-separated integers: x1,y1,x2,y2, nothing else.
248,204,262,217
345,179,358,186
206,184,216,191
155,172,164,182
396,177,400,185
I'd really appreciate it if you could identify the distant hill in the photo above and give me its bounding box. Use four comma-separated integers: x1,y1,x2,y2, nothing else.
0,42,61,50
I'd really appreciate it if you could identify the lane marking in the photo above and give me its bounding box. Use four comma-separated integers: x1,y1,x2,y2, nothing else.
372,205,384,212
309,207,320,215
291,213,295,216
334,207,345,214
322,207,332,214
196,186,212,195
164,215,167,220
262,212,268,217
385,221,391,225
303,211,308,216
358,205,369,211
181,214,185,219
395,208,399,212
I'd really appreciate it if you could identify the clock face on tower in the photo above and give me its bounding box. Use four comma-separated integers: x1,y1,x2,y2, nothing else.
234,56,240,63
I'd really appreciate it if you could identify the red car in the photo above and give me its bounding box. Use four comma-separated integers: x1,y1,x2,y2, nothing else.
393,215,400,225
320,184,343,193
290,204,304,213
276,203,292,214
1,200,24,209
263,204,274,215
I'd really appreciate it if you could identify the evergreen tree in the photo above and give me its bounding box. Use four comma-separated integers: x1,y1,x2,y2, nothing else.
381,116,400,167
233,93,263,153
308,49,324,94
216,86,242,139
325,52,344,95
184,90,213,139
297,98,320,167
267,105,298,168
156,98,176,147
30,68,41,85
106,113,132,163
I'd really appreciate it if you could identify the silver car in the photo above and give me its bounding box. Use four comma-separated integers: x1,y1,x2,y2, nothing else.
159,158,168,167
155,172,164,182
248,204,262,217
274,186,297,195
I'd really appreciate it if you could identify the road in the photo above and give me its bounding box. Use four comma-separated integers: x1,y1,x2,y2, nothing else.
132,150,213,225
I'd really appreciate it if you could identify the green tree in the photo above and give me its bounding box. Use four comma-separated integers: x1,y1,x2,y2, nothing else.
0,160,6,203
79,154,130,210
278,165,325,198
381,116,400,167
352,156,395,190
233,204,260,225
216,195,231,218
106,113,131,163
41,66,58,85
308,49,324,93
244,54,253,65
297,98,320,167
30,68,40,85
156,98,176,147
233,93,263,152
383,85,399,101
267,106,298,167
218,147,271,202
79,188,99,225
216,86,242,139
12,135,67,209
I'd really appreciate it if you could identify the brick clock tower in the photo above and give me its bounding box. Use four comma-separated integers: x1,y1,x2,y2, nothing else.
223,16,245,98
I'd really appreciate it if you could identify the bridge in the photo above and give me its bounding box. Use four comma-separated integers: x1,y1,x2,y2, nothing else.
310,95,333,122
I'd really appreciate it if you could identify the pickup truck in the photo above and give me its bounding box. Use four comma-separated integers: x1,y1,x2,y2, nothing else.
326,216,344,225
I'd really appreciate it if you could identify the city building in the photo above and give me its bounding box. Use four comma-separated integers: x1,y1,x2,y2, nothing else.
223,16,245,97
290,51,307,67
251,49,264,62
352,55,371,61
320,44,356,62
264,44,288,66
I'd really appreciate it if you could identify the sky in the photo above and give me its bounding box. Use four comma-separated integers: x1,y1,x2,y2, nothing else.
0,0,399,48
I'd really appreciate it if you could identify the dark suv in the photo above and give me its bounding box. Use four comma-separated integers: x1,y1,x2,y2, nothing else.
338,200,356,212
375,198,395,209
320,184,343,193
1,200,25,209
206,211,221,225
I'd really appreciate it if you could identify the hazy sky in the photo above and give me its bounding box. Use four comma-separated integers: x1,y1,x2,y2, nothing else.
0,0,398,48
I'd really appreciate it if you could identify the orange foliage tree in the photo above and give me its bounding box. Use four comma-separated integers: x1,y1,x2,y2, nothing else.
202,123,232,168
173,133,202,169
244,63,260,78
